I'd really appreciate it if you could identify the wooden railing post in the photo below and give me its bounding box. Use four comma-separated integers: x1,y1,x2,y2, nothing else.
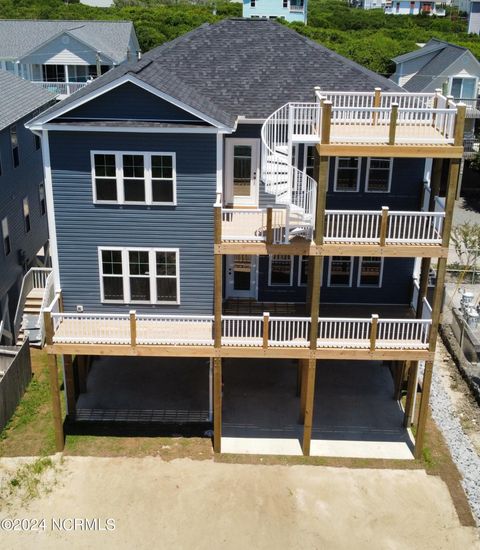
388,103,398,145
262,312,270,349
321,101,332,144
379,206,389,246
432,88,441,127
214,205,222,245
130,310,137,347
454,103,467,147
44,310,53,346
266,207,274,245
373,87,381,125
370,314,379,353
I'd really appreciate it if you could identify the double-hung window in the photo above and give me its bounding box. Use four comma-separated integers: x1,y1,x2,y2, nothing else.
268,255,293,286
328,256,353,287
2,217,11,256
358,257,383,287
92,152,176,205
365,158,393,193
99,247,180,304
334,157,360,192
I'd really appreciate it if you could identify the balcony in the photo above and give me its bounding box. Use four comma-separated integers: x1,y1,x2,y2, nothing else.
44,294,432,359
31,81,88,98
219,205,446,254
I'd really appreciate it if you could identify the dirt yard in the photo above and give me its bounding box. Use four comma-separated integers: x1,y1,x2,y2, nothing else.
0,456,479,550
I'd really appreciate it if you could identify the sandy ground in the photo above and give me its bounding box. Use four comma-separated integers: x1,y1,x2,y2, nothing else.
0,456,479,550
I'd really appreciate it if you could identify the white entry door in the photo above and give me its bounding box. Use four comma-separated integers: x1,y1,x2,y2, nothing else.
225,138,260,206
225,255,258,299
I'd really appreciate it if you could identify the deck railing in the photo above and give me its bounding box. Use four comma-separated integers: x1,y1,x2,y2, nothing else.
45,309,432,352
324,209,444,245
31,81,87,96
221,207,287,244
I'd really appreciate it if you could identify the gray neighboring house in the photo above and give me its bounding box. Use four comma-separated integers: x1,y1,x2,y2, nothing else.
469,0,480,33
390,38,480,158
0,19,140,99
0,71,55,345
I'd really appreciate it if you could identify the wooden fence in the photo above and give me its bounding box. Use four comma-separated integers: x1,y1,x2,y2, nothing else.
0,340,31,432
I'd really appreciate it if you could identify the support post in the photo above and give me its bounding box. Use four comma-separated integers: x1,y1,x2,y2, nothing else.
379,206,389,246
428,257,447,353
370,314,379,353
129,310,136,347
302,357,317,456
63,355,76,418
213,357,222,453
321,101,332,144
404,361,418,428
442,159,461,247
44,310,53,346
262,312,270,349
414,360,433,459
416,257,431,319
48,354,64,452
214,206,223,348
266,207,274,245
454,104,467,147
314,155,329,245
389,103,398,145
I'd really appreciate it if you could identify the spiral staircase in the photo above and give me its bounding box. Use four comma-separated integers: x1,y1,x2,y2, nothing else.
260,102,320,241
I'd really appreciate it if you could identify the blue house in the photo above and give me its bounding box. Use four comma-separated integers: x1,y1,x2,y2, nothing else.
29,19,463,460
243,0,308,23
0,71,54,345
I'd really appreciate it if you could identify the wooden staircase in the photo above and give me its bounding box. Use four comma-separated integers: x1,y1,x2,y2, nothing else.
16,288,45,345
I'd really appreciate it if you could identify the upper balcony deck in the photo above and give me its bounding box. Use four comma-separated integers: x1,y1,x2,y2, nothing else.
287,89,465,158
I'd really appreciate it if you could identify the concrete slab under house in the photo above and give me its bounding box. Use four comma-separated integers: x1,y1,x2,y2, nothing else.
25,18,466,460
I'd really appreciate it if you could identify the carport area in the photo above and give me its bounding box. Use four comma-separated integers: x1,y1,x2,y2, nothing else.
74,356,211,424
221,359,414,459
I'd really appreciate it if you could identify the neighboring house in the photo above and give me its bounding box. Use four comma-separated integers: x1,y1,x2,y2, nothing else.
80,0,114,6
384,1,447,15
469,0,480,33
0,71,54,346
28,19,464,461
0,20,140,99
390,38,480,159
243,0,308,23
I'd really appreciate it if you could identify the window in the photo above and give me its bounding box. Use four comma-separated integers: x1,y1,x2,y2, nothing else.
92,152,176,205
298,256,309,286
34,134,41,151
268,255,293,286
328,256,353,287
42,65,65,83
10,125,19,168
304,146,315,179
250,0,255,6
99,248,179,304
334,157,360,192
39,182,46,216
451,77,477,100
23,197,31,233
283,0,288,7
358,257,383,288
1,217,10,256
365,158,393,193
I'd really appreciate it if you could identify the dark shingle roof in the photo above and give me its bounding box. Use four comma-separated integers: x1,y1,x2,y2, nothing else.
0,20,137,64
33,18,402,128
394,39,471,93
0,70,55,130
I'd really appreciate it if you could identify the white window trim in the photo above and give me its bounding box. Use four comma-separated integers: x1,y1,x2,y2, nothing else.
303,145,315,178
98,246,180,305
365,157,393,193
91,151,177,206
357,257,384,288
449,75,478,99
333,157,361,192
327,256,353,287
268,255,294,287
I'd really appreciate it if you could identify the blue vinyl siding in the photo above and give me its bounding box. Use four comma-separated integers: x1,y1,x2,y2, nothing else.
49,131,216,314
59,82,206,123
0,112,49,322
257,256,415,305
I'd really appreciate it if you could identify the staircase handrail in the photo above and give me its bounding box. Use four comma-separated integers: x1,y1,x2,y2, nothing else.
36,271,55,346
260,103,318,240
13,267,52,342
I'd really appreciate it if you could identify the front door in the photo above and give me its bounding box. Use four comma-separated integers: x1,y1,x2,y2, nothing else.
225,255,258,299
225,138,259,206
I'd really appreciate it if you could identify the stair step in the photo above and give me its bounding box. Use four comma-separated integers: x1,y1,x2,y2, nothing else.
26,288,45,299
